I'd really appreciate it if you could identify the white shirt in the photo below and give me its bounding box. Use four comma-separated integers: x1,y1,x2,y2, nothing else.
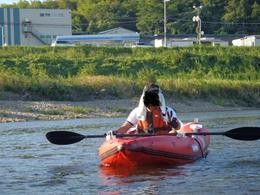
126,106,181,127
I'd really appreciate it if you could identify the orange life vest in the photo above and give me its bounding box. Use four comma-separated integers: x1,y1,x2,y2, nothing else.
137,107,171,134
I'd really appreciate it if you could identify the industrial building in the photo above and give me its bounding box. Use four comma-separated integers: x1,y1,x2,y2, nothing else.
232,35,260,46
51,27,140,47
0,8,71,46
154,37,229,47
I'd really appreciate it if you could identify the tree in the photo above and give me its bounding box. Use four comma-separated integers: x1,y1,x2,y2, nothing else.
136,0,163,35
58,0,77,10
222,0,259,34
115,0,137,31
77,0,116,33
201,0,227,34
167,0,197,34
16,0,30,8
41,0,59,9
251,2,260,19
30,0,43,8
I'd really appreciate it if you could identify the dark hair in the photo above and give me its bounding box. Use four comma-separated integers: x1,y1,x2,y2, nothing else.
143,91,160,107
146,83,159,93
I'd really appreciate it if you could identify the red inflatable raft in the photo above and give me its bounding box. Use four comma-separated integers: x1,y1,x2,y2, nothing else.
99,122,210,167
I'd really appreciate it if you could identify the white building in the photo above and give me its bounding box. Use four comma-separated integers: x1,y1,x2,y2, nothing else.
52,27,140,47
232,35,260,46
168,39,194,47
0,8,71,46
154,37,228,47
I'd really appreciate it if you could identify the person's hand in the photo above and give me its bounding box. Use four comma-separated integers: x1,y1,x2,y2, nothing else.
168,117,181,130
106,130,116,141
169,129,177,135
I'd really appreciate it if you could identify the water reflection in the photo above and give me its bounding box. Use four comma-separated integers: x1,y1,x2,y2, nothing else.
99,165,188,195
99,165,185,184
33,164,88,187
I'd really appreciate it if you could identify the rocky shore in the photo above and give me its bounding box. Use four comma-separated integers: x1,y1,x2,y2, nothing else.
0,99,257,123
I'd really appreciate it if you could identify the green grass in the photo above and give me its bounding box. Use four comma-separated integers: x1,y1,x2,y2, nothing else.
0,46,259,106
25,108,65,115
64,106,94,114
0,111,9,117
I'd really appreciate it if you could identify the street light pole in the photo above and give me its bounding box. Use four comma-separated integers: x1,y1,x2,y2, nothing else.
164,0,170,47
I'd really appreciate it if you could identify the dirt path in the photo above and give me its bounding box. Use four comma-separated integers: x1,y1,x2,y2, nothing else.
0,99,257,123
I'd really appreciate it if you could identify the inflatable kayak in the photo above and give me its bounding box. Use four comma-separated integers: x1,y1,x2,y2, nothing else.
99,122,210,167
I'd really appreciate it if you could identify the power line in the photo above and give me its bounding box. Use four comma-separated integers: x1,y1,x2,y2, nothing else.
202,21,260,25
1,20,260,28
167,18,260,26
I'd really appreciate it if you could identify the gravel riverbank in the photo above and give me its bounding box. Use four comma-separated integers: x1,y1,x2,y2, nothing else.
0,99,258,123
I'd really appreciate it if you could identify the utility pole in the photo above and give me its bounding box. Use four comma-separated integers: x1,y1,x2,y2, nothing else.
164,0,170,47
192,5,203,45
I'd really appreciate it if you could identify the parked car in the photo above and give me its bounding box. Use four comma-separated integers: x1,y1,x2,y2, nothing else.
51,40,76,47
131,42,153,48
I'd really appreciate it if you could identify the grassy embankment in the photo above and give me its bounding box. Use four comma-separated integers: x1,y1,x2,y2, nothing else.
0,46,259,107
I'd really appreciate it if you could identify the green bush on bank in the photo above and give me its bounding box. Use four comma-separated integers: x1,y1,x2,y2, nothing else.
0,46,259,106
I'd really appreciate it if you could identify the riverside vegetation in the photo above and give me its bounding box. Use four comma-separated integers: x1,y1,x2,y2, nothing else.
0,46,259,108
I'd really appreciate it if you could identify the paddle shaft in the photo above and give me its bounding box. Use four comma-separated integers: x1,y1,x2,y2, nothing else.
46,126,260,145
85,132,225,138
79,133,167,138
185,132,225,136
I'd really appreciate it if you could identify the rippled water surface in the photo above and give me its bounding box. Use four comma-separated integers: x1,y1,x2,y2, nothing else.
0,110,260,195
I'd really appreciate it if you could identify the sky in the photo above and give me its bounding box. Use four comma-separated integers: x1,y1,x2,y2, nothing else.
0,0,20,4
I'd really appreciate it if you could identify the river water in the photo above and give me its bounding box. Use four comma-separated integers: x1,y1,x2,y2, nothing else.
0,110,259,195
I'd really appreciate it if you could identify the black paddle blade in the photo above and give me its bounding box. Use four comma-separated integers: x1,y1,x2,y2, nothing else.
46,131,86,145
225,127,260,141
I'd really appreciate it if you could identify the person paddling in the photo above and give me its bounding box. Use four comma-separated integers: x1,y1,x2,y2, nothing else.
107,84,182,139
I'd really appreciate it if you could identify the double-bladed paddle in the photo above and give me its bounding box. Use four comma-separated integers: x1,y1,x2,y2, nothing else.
46,127,260,145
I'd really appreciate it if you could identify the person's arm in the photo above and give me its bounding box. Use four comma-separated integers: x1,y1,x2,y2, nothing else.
166,107,182,130
115,121,134,134
114,107,138,134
